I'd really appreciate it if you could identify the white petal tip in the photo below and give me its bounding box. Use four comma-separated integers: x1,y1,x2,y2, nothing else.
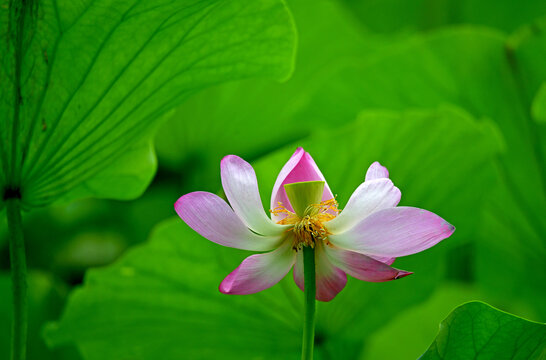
366,161,390,181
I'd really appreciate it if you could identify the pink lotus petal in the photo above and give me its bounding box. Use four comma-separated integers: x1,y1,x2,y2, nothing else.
219,240,296,294
365,161,390,181
315,243,347,301
293,242,347,302
325,247,412,282
270,148,334,221
175,192,282,251
271,148,304,215
221,155,286,236
328,207,455,257
293,251,304,291
325,178,401,234
368,255,396,265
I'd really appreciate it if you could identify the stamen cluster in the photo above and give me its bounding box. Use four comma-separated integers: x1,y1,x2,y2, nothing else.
271,198,340,250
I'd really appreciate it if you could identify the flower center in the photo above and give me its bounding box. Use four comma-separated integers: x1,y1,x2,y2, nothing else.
271,198,340,250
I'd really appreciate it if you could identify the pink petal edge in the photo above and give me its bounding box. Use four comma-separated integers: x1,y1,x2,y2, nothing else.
174,192,282,251
221,155,285,236
325,178,401,234
325,247,412,282
270,148,334,221
219,240,296,294
365,161,390,181
328,206,455,257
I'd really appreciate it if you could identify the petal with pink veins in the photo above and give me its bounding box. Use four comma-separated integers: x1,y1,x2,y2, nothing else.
325,178,401,234
365,161,390,181
270,148,334,221
293,242,347,302
219,239,296,295
328,207,455,257
175,192,283,251
221,155,286,236
325,246,412,282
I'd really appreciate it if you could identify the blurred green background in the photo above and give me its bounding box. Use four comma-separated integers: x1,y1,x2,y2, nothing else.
1,0,545,359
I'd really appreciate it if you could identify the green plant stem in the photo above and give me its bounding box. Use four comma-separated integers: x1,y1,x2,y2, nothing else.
7,199,27,360
301,246,316,360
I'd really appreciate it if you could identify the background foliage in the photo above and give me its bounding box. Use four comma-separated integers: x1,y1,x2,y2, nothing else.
1,0,545,359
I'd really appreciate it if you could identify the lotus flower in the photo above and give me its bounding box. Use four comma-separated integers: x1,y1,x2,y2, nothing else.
174,148,454,301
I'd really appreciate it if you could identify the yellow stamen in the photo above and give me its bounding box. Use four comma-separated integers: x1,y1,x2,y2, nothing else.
270,198,341,251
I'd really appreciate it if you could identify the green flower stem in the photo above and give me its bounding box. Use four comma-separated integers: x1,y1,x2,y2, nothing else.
301,245,316,360
6,199,27,360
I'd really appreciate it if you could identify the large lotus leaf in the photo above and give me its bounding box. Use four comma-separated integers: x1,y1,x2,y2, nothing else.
0,0,296,210
290,26,546,318
153,0,398,191
45,106,500,359
55,139,157,203
420,301,546,359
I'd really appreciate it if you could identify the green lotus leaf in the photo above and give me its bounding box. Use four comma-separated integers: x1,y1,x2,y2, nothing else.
0,0,296,209
420,301,546,359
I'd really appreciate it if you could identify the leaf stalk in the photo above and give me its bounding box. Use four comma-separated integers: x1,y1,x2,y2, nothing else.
7,198,27,360
301,245,316,360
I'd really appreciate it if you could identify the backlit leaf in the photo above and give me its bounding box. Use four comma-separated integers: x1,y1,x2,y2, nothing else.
0,0,296,208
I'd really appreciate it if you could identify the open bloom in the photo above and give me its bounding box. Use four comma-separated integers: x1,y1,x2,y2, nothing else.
175,148,455,301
